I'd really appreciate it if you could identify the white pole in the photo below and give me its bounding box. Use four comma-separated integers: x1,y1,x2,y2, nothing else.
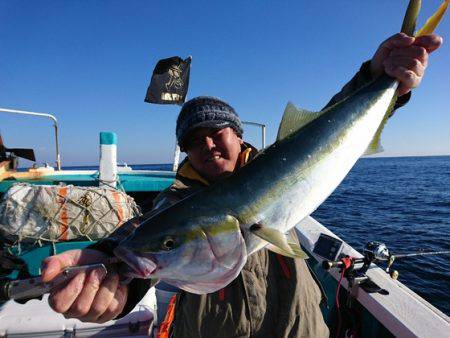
262,124,266,149
99,132,117,188
173,142,181,172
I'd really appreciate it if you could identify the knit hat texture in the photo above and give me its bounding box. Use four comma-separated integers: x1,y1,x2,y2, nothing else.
176,96,243,149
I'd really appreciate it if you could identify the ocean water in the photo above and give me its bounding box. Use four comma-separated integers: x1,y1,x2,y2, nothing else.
67,156,450,315
311,156,450,316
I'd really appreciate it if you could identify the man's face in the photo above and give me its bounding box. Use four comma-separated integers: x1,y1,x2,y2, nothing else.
185,127,243,182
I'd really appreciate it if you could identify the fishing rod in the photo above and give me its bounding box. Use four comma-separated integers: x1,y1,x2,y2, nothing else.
376,245,450,274
322,241,450,290
391,249,450,259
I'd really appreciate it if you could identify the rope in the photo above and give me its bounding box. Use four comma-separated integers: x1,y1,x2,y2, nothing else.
335,257,352,338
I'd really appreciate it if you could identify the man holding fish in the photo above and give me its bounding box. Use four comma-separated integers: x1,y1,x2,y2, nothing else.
41,8,444,337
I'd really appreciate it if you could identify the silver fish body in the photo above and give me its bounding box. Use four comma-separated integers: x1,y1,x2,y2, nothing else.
114,75,399,294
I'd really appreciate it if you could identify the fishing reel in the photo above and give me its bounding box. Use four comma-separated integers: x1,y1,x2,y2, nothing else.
319,234,450,295
321,241,400,295
319,238,390,295
362,241,399,279
323,239,450,288
362,241,390,261
321,241,390,271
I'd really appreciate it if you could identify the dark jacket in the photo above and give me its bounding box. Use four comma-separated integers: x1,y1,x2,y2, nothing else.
152,145,329,338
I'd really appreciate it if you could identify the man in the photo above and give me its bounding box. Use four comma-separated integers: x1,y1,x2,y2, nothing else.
145,96,330,337
41,33,442,336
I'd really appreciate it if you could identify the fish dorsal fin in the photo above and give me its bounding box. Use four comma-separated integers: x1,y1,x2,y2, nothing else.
276,102,323,141
250,223,308,259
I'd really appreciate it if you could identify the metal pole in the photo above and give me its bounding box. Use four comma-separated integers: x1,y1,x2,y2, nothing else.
173,143,181,172
261,124,266,149
242,121,267,149
0,107,62,170
54,123,61,170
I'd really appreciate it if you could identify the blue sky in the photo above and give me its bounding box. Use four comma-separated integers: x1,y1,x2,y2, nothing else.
1,1,449,167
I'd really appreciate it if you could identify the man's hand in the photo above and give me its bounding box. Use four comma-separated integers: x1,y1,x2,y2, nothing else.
41,249,128,323
370,33,443,96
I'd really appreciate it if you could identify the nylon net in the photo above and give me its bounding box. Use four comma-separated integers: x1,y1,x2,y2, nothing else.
0,183,141,245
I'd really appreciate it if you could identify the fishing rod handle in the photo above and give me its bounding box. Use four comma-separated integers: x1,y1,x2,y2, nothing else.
322,260,344,270
322,257,364,271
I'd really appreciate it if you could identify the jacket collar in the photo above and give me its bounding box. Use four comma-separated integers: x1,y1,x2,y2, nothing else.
177,142,257,186
177,161,211,186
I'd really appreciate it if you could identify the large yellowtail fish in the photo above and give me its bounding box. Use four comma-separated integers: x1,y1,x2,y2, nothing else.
114,0,446,294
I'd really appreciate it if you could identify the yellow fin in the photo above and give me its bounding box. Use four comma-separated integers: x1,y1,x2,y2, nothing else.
364,122,385,156
276,102,322,141
416,0,449,36
369,0,448,156
250,224,308,259
287,242,309,259
266,243,309,259
364,90,398,156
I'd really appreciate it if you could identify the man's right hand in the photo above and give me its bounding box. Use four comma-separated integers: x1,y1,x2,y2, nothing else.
41,249,128,323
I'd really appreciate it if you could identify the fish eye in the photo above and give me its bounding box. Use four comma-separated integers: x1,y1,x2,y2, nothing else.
162,236,175,251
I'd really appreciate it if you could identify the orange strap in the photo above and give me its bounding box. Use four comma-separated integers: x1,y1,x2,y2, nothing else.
111,191,124,223
157,295,177,338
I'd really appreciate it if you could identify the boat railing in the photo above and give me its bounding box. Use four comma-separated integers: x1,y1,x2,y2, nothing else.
0,107,61,171
0,107,267,174
242,121,266,149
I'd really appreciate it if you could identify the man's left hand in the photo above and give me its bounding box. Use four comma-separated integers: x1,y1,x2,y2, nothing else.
370,33,443,96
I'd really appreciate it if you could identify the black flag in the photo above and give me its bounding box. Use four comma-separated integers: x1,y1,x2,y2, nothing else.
145,56,191,105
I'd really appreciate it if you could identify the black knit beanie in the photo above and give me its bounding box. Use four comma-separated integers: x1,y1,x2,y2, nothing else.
176,96,244,150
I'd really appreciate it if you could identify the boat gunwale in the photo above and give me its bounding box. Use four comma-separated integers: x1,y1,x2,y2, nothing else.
297,216,450,337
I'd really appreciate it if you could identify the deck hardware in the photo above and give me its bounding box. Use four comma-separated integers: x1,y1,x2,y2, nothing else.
0,108,61,170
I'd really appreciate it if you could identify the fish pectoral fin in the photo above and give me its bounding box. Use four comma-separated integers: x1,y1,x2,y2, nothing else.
266,242,309,259
287,241,309,259
276,102,323,141
250,224,308,259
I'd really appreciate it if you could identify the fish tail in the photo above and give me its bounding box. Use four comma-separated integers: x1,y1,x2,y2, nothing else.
416,0,449,36
369,0,421,155
401,0,422,36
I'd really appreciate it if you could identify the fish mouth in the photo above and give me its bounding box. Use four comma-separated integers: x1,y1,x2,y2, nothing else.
113,246,157,278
